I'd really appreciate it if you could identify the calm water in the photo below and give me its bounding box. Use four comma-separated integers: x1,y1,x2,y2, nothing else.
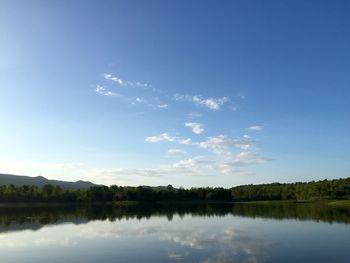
0,202,349,263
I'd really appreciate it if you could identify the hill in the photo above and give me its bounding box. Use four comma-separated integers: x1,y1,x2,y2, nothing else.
0,173,97,189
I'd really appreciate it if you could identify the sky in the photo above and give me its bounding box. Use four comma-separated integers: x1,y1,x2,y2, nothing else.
0,0,349,187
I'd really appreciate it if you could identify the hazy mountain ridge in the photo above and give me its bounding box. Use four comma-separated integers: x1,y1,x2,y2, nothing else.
0,173,97,189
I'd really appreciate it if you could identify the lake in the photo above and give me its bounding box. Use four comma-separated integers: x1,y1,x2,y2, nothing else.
0,202,349,262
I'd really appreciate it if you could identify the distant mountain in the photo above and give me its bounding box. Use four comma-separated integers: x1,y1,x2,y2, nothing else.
0,173,98,189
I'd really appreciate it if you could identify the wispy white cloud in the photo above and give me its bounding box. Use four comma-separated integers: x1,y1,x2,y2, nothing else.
167,149,187,155
98,73,167,110
104,74,126,86
174,94,229,110
219,152,271,175
142,130,269,177
104,156,215,178
145,133,254,152
104,73,152,88
145,133,177,143
185,122,204,134
173,94,186,101
178,138,193,145
247,125,264,131
95,85,118,97
199,135,253,151
231,151,271,165
193,96,229,110
146,133,194,145
188,112,203,119
95,152,269,179
134,81,152,88
128,97,165,109
158,104,168,109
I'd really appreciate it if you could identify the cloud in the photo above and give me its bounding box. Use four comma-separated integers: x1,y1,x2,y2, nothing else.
192,96,229,110
188,112,203,119
104,74,126,86
174,94,229,110
104,73,151,88
95,85,118,97
167,149,186,155
134,81,152,88
233,151,271,165
98,151,270,179
247,125,264,131
219,152,271,174
145,133,256,152
199,135,253,151
173,94,186,101
145,133,193,145
185,122,204,134
172,156,215,170
178,138,193,145
99,73,165,110
91,156,216,179
145,133,177,143
158,104,168,109
127,97,166,109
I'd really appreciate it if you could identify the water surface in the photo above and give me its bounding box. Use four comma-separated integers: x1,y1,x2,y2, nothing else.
0,202,349,262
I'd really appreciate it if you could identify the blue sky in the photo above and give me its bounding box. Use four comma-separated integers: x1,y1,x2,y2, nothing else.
0,0,349,187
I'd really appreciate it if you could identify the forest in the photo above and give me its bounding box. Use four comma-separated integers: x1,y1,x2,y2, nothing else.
0,177,349,203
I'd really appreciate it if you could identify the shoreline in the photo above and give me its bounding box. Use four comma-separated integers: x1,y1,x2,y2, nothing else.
0,199,349,208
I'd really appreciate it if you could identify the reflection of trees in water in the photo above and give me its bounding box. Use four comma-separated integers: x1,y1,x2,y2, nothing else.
232,202,350,224
0,202,349,233
0,206,274,263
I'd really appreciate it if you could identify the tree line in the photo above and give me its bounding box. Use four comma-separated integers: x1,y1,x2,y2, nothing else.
0,177,349,203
